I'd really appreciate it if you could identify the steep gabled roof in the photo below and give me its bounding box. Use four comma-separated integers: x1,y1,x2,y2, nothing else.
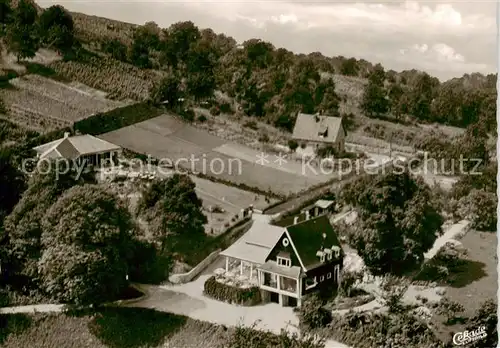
285,215,342,271
292,113,345,143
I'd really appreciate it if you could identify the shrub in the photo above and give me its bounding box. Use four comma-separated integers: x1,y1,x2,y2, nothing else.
203,276,261,306
326,311,446,348
288,139,299,152
456,189,497,231
295,294,332,329
258,133,269,143
436,298,465,325
219,102,232,114
74,102,162,135
209,105,220,116
197,114,207,122
180,108,195,122
243,120,258,130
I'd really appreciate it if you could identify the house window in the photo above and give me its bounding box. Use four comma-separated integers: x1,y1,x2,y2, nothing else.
327,252,332,261
320,254,325,263
277,257,291,267
320,275,325,282
327,272,331,279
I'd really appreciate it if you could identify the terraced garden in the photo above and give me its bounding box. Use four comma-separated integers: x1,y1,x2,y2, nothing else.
0,74,127,132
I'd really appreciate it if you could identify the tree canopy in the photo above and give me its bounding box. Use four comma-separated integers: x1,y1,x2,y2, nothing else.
137,174,207,250
343,170,443,275
39,184,135,305
3,160,96,282
38,5,74,51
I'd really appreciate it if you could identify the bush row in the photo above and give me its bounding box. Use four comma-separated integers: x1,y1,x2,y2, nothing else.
203,276,261,306
74,102,163,135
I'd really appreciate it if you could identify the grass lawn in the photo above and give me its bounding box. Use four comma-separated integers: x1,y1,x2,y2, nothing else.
0,308,229,348
430,230,496,342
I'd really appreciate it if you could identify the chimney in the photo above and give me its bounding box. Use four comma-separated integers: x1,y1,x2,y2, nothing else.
305,211,310,220
64,132,70,139
293,216,299,224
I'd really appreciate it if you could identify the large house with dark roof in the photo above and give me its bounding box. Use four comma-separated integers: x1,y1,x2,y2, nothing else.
219,214,343,307
292,113,346,154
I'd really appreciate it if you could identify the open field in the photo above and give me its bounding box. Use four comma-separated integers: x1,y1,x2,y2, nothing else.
100,114,341,196
0,309,229,348
0,74,127,132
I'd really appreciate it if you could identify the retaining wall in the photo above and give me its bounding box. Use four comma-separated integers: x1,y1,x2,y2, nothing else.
169,249,221,284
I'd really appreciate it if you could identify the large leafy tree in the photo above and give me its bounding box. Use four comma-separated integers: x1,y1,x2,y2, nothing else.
37,5,74,51
345,170,443,275
4,161,95,282
150,71,183,106
160,21,200,68
137,174,207,250
39,184,135,305
361,64,389,117
456,189,497,231
4,0,39,62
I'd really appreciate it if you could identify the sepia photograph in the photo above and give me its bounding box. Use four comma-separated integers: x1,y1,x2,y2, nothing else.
0,1,497,347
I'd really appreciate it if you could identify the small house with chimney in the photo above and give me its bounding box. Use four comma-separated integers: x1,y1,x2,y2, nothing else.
33,132,122,167
218,214,343,307
292,113,346,154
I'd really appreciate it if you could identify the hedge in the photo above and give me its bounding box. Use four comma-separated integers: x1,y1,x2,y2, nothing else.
203,276,261,306
74,102,163,135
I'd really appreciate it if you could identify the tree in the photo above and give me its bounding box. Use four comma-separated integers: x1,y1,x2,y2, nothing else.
380,276,410,314
102,38,127,61
409,73,439,121
361,64,389,117
345,170,443,275
137,174,207,250
340,57,359,76
38,244,128,305
0,149,25,228
39,184,136,305
466,299,497,348
12,0,37,27
5,23,39,61
0,0,13,26
361,82,389,117
4,0,39,61
338,269,363,297
37,5,74,51
128,30,151,69
450,161,496,199
295,294,332,329
456,121,489,171
456,189,496,231
4,161,95,282
149,72,183,106
436,297,465,325
160,21,200,68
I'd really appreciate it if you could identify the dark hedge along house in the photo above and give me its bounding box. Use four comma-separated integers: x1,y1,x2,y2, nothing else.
219,214,343,307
